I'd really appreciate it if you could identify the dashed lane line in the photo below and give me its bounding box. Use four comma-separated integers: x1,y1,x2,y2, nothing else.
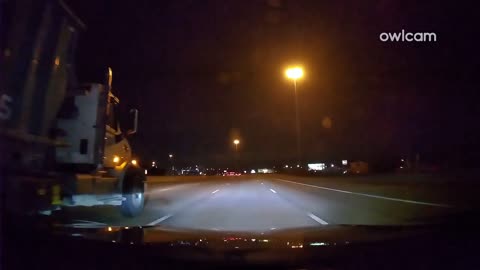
307,213,329,225
146,214,172,226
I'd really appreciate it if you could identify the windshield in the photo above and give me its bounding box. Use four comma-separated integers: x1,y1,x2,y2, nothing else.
1,0,478,236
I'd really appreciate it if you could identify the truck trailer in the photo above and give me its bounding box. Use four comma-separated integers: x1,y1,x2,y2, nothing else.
1,0,147,217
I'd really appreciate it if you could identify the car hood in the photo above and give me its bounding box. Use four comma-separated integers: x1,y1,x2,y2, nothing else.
51,223,437,249
11,215,479,265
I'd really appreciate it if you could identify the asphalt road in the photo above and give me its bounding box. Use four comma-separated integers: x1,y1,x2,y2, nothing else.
58,174,465,231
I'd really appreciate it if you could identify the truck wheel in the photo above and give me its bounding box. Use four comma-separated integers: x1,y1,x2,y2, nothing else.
120,174,145,217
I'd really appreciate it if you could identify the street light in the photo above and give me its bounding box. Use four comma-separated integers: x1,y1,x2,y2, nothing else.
233,139,240,151
233,139,240,171
285,66,304,165
168,154,174,174
285,67,303,80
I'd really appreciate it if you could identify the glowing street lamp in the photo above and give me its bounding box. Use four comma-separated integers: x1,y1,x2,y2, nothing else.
233,139,240,171
285,67,304,80
168,154,174,174
233,139,240,152
285,66,304,165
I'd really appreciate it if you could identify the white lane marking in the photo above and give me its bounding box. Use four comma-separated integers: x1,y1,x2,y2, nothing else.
63,219,107,228
212,189,220,194
276,178,452,208
269,188,277,194
307,213,329,225
74,220,107,225
157,187,172,192
66,224,106,228
146,214,172,226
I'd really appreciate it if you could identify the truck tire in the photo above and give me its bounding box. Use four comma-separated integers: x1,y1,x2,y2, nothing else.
120,172,145,217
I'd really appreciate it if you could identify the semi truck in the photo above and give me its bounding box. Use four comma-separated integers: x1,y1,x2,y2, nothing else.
1,0,146,217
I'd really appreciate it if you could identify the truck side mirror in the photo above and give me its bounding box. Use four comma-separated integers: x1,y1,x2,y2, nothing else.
127,109,138,136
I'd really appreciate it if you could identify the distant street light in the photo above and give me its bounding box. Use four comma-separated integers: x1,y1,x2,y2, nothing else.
285,66,304,165
233,139,240,170
233,139,240,152
168,154,174,174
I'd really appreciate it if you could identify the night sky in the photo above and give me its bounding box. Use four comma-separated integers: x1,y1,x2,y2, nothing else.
66,0,479,168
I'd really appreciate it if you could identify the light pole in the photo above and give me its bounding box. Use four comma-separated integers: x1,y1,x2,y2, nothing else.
168,154,174,175
233,139,240,152
285,66,304,166
233,139,240,170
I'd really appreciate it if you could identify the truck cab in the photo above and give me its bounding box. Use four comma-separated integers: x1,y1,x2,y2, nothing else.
54,72,145,217
55,80,136,171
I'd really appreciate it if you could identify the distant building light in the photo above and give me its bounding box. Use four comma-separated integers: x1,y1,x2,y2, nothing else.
330,164,334,168
144,169,148,175
308,163,326,171
285,165,289,168
243,170,247,174
297,164,300,168
310,242,328,246
342,160,348,165
251,169,256,174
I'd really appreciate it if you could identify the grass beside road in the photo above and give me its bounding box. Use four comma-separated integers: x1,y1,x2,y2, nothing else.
266,173,480,208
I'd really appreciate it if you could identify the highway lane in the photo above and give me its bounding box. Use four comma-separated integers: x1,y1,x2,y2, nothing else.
58,174,458,230
159,179,320,231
